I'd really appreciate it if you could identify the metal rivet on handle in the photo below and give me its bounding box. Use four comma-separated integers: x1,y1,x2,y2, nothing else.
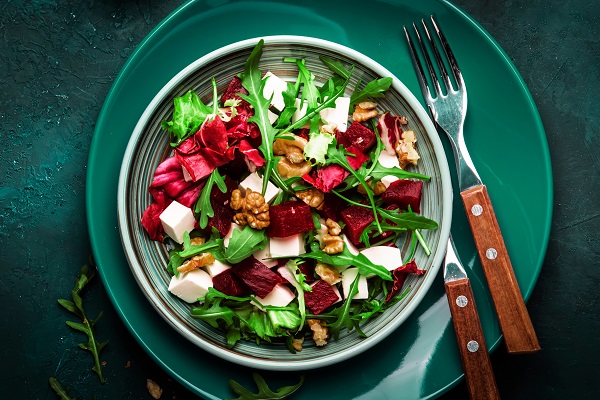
467,340,480,352
456,295,468,307
486,248,498,260
471,204,483,216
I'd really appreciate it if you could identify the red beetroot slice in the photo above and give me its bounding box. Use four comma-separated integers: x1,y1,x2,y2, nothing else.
381,179,423,214
199,116,228,154
212,269,250,297
385,260,425,302
206,176,237,236
340,205,375,246
338,122,376,153
345,145,370,170
304,280,340,315
221,76,249,104
302,164,348,193
318,192,347,221
267,201,315,238
231,257,284,298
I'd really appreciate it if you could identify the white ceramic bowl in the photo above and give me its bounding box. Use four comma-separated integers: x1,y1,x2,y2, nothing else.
118,36,452,371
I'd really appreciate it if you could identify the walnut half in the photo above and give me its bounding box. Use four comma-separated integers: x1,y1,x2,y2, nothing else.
230,188,270,229
322,218,343,255
352,101,379,122
396,130,420,169
307,319,329,346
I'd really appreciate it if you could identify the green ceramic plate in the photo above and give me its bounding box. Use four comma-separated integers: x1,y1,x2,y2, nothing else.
87,0,552,398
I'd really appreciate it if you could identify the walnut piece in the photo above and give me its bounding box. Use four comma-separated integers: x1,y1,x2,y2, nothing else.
189,237,205,246
352,101,379,122
273,135,313,178
322,218,344,255
177,253,215,273
357,180,387,196
396,129,420,169
146,379,163,400
296,187,325,209
292,337,304,352
320,123,338,134
230,188,270,229
315,261,342,285
307,319,329,346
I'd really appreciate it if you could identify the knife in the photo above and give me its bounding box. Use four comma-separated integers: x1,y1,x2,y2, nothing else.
444,236,501,400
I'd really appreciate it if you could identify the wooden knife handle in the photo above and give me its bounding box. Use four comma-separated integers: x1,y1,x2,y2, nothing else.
445,278,501,400
460,185,540,353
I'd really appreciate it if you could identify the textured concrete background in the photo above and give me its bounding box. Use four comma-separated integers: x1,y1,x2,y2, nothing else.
1,0,599,398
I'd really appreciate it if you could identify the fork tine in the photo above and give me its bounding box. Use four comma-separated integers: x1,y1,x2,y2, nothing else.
430,16,464,89
412,22,443,97
421,18,453,93
403,25,432,99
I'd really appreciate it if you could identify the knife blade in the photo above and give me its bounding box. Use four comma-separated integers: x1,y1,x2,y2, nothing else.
444,236,501,400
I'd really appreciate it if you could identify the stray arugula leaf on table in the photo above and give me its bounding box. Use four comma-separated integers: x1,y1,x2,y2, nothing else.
227,373,305,400
49,377,77,400
57,263,108,384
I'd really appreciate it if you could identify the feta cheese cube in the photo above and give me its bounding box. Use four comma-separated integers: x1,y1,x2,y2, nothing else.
168,269,213,303
263,71,288,111
252,284,295,310
159,201,196,244
182,165,193,182
223,223,242,247
253,241,278,268
239,172,281,204
377,151,401,188
291,98,308,123
268,109,279,125
269,234,305,258
319,96,351,132
360,246,403,278
204,259,231,277
341,268,369,299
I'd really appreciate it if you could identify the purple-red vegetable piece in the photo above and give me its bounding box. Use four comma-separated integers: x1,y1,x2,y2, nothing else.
381,179,423,214
267,201,315,238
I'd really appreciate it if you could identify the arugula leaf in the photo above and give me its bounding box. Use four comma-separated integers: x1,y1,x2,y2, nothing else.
350,77,393,108
227,373,305,400
284,260,311,329
49,377,77,400
194,168,227,229
268,306,302,330
378,208,439,230
369,162,431,182
167,232,221,274
224,226,267,264
239,40,279,195
57,264,108,384
327,273,360,339
191,296,239,328
162,90,212,146
296,60,320,109
319,56,351,79
274,81,299,128
297,245,392,281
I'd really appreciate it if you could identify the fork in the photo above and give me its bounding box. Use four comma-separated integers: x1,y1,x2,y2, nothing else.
404,17,540,354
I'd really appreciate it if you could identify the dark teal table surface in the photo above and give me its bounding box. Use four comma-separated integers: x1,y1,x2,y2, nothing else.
1,0,599,399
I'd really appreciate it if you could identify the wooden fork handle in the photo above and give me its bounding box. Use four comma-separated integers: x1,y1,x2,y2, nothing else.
460,185,540,354
445,278,501,400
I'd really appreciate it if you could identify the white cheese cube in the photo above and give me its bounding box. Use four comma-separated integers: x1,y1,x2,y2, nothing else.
377,151,401,188
204,259,231,277
239,172,281,204
269,234,306,258
341,268,369,299
159,201,196,244
168,269,213,303
291,98,308,123
252,284,295,310
268,109,279,125
182,165,193,182
360,246,403,278
223,223,242,247
253,241,278,268
263,71,288,111
342,234,360,256
319,96,350,132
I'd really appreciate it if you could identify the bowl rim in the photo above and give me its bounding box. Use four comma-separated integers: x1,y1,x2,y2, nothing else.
117,35,453,371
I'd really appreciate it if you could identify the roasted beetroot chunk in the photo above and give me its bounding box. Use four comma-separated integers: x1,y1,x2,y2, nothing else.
205,176,237,237
212,269,250,297
381,179,423,213
340,205,375,246
267,201,315,238
304,280,340,315
231,256,284,298
336,122,376,153
318,192,347,221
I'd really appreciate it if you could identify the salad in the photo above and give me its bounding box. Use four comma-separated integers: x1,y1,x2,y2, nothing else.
140,39,438,352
